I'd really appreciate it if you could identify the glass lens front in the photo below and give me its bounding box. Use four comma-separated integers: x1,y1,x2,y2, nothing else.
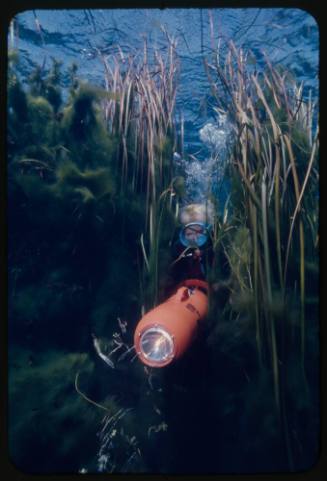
140,327,174,363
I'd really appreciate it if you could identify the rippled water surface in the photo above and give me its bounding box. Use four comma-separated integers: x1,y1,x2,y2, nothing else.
11,8,319,146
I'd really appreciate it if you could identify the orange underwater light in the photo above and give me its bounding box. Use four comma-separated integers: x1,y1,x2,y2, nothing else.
134,279,209,368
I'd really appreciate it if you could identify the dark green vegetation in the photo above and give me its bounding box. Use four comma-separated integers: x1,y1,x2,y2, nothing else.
8,37,319,474
204,41,319,471
8,45,181,473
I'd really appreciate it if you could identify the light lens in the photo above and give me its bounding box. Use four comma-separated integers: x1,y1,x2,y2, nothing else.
140,326,174,363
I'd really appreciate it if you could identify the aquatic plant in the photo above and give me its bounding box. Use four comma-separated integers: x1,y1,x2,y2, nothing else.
205,38,319,470
96,35,180,305
8,33,180,473
8,348,108,473
98,33,178,200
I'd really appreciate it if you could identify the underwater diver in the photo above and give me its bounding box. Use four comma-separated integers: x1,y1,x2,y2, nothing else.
169,206,231,313
134,202,231,368
170,220,214,285
169,202,230,289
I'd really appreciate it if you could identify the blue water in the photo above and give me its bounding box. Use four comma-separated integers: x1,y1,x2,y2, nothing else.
10,8,319,153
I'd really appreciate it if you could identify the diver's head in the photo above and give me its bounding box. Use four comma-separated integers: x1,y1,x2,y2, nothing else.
179,222,210,248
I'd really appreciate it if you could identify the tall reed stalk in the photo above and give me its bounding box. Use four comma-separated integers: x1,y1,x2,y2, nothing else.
205,38,318,468
97,34,179,307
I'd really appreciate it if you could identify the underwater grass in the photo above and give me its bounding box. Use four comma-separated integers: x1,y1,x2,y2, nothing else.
8,28,180,315
8,34,181,472
95,36,180,306
205,37,319,469
206,38,318,344
97,36,178,204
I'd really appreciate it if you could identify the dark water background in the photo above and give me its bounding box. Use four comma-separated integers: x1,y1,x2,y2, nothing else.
8,7,319,475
